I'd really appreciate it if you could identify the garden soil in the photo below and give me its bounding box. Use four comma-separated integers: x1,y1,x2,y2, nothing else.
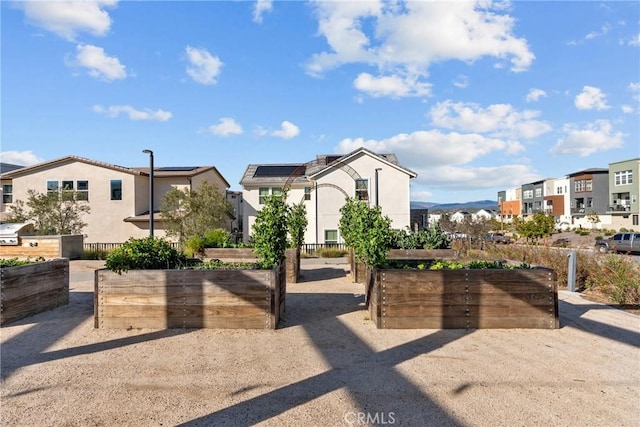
1,259,638,426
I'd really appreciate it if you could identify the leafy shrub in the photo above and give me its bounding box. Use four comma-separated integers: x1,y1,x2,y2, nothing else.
390,225,451,250
594,235,603,241
316,248,348,258
585,255,640,304
252,193,289,269
191,259,256,270
429,260,465,270
0,258,34,268
203,228,233,248
105,237,187,273
184,235,206,257
82,249,110,260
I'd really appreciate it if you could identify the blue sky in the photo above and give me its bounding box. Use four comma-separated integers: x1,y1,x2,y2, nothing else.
2,1,639,203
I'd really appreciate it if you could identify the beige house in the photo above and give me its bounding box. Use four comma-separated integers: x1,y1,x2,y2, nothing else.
0,156,230,243
240,147,417,245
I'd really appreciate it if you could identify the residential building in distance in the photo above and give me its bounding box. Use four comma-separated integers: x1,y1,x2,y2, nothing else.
607,158,639,229
240,147,417,245
498,158,639,231
498,187,521,223
0,155,231,243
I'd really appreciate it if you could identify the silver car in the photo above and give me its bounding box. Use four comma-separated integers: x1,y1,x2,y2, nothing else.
596,232,640,254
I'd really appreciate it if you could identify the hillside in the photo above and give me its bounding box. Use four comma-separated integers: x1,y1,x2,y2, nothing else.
411,200,498,212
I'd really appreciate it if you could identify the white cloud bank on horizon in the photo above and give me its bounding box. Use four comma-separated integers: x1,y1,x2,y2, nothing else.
0,150,45,166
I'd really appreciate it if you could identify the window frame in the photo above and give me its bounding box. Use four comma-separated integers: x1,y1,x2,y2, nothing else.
2,184,13,204
110,179,123,201
324,229,338,244
355,178,369,201
76,180,89,201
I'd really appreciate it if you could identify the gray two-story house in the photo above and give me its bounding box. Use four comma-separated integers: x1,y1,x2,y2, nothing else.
607,158,640,229
567,168,609,220
521,180,545,216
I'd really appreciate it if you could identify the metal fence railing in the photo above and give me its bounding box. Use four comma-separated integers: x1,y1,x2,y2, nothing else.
85,242,346,255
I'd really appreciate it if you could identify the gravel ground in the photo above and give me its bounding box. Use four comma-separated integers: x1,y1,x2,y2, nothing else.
1,259,639,426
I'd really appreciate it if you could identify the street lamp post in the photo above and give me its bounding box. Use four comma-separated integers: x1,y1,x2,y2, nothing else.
375,168,382,207
142,149,154,237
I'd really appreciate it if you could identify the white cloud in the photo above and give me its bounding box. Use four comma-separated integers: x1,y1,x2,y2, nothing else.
0,150,44,166
207,118,243,136
453,75,469,89
336,130,537,191
629,82,640,102
525,88,547,103
574,86,609,110
270,121,300,139
18,0,116,41
306,1,534,95
337,130,512,168
550,120,625,156
585,24,611,40
621,105,634,114
93,105,172,121
622,33,640,46
185,46,223,85
414,164,539,190
253,0,273,24
68,44,126,81
353,73,431,98
429,101,552,139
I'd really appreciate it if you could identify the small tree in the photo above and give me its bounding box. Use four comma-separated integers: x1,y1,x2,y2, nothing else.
10,189,90,235
514,213,555,243
586,211,601,229
161,180,232,247
287,201,307,249
252,191,289,269
339,197,392,268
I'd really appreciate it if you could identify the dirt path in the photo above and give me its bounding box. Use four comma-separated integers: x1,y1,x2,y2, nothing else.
1,260,639,426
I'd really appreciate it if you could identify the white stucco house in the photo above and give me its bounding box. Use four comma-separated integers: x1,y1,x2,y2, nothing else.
239,148,417,245
0,155,231,243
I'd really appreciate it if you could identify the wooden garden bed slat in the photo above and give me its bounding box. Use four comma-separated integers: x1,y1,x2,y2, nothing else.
99,304,269,318
100,294,270,306
371,266,559,329
97,316,269,329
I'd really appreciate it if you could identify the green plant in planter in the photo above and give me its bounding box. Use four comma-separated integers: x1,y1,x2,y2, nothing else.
252,191,289,269
339,197,392,268
0,258,35,268
287,201,307,249
106,237,187,273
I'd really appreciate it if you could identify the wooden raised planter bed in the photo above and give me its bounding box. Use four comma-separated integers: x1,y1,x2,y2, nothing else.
203,247,300,283
95,264,285,329
369,267,558,329
350,249,458,283
1,258,69,326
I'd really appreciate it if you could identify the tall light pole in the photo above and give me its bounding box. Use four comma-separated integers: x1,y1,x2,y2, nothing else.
375,168,382,207
142,149,154,237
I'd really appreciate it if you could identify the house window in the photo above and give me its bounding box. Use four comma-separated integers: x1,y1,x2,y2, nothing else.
77,180,89,201
556,186,563,195
2,184,12,204
615,170,633,186
47,180,59,193
523,190,533,199
534,188,542,198
324,229,338,244
110,180,122,201
574,179,591,192
62,180,74,190
355,179,369,201
258,187,283,204
259,188,269,204
304,186,311,201
586,198,593,208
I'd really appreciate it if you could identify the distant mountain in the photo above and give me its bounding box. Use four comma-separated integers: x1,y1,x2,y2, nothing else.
411,200,498,212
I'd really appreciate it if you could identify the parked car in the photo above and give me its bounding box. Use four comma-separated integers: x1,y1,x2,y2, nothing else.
595,232,640,254
484,232,511,244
